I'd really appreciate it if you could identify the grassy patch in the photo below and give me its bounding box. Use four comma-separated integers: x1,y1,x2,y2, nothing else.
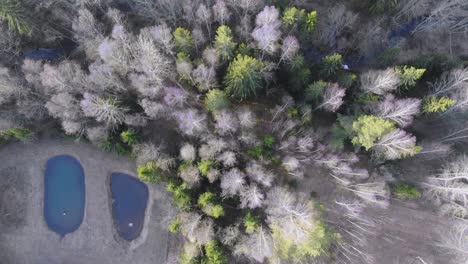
392,183,421,200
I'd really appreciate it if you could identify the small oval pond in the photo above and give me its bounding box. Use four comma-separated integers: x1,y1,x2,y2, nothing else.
44,155,85,236
110,173,149,241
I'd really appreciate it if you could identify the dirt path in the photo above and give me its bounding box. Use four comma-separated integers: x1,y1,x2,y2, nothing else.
0,139,181,264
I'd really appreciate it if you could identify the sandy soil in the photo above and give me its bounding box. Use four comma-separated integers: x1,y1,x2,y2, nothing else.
0,139,182,264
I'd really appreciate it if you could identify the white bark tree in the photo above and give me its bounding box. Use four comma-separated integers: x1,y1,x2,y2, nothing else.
372,129,419,160
431,68,468,96
221,168,246,197
173,109,208,137
424,156,468,218
315,83,346,112
372,95,421,127
436,221,468,264
192,64,218,92
179,212,215,245
265,187,316,244
342,180,389,208
279,36,299,64
245,161,275,188
360,68,400,95
214,110,239,136
80,93,126,126
239,183,264,209
234,226,274,263
180,143,196,161
251,6,281,55
213,0,231,24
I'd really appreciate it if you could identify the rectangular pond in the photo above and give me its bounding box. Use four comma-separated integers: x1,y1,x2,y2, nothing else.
44,155,85,237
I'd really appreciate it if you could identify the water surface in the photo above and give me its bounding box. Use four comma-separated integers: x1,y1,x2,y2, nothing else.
110,173,149,241
44,155,85,236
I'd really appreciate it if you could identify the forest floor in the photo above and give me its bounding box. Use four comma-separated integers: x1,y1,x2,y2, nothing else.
300,163,449,264
0,139,182,264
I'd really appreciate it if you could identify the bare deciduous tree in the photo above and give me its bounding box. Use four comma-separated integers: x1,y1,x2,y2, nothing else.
252,6,281,55
214,110,239,136
240,183,264,209
192,64,218,92
279,35,299,64
180,143,196,161
140,98,168,119
245,161,275,187
179,212,215,245
234,226,273,262
173,109,208,137
436,221,468,264
424,156,468,218
315,83,346,112
431,68,468,96
80,93,126,126
221,168,246,197
265,187,317,243
372,95,421,127
372,129,419,160
213,0,231,24
360,69,400,95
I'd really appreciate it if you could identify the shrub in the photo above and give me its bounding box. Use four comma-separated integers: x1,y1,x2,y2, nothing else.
236,43,251,56
262,134,276,149
198,192,225,218
169,218,181,233
224,54,265,100
204,89,230,112
167,181,192,209
198,160,214,177
173,27,193,53
282,7,305,26
305,81,327,102
320,53,343,77
204,241,227,264
214,25,236,61
244,212,260,234
304,11,317,32
351,115,395,150
120,129,139,145
337,73,357,88
100,138,131,156
397,66,426,89
422,96,456,113
0,127,32,142
356,94,381,105
392,183,422,200
137,161,162,183
0,0,30,34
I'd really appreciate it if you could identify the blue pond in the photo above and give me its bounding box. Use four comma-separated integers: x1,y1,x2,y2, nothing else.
24,48,64,61
44,155,85,237
110,173,149,241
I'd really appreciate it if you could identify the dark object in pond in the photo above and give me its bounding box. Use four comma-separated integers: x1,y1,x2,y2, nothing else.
44,155,85,237
24,48,64,61
110,173,149,241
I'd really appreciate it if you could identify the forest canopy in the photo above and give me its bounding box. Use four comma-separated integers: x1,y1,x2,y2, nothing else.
0,0,467,263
